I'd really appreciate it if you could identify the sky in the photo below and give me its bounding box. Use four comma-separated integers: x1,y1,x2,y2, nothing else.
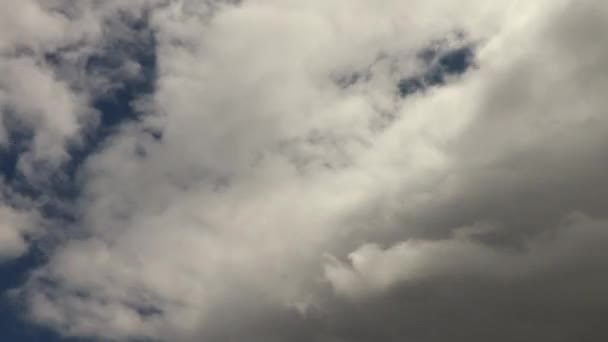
1,1,608,341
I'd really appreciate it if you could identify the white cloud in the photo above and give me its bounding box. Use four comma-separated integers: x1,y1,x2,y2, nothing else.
2,0,607,341
0,0,165,177
0,204,36,260
0,57,85,165
0,0,158,262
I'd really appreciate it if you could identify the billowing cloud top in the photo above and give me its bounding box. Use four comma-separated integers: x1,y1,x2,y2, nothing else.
1,0,608,341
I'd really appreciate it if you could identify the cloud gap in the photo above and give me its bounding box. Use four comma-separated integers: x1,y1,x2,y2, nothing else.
399,41,476,96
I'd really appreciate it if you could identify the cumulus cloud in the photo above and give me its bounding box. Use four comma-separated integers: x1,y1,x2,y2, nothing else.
1,0,607,341
0,204,36,260
0,0,163,179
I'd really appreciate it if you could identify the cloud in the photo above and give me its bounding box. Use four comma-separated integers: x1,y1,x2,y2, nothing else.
0,0,606,341
0,205,36,260
325,213,608,299
0,0,163,181
318,215,608,342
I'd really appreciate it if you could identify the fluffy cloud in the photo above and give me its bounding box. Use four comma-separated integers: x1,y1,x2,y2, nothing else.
0,0,162,178
1,0,608,341
0,204,37,260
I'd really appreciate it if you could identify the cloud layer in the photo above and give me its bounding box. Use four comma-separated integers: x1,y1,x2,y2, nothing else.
1,0,608,341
